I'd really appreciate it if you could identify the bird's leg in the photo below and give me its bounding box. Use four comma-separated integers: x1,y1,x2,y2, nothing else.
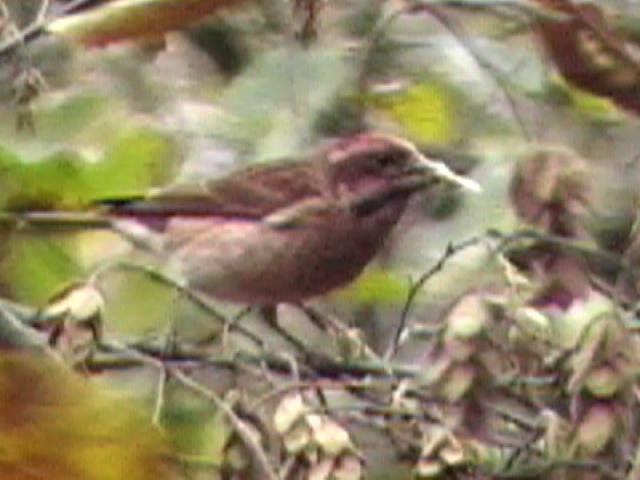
258,304,307,353
296,304,334,332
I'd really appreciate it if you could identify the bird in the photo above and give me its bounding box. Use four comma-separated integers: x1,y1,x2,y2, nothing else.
102,132,480,304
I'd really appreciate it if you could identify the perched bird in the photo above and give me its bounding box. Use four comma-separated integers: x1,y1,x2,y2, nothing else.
105,132,480,304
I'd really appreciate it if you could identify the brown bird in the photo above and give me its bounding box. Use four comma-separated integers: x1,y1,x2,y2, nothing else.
105,132,479,304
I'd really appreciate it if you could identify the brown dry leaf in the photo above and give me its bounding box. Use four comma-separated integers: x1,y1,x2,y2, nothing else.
510,149,590,237
274,392,309,435
48,0,250,46
535,0,640,114
34,283,104,366
306,414,353,455
416,425,468,478
570,401,618,456
445,292,491,340
567,313,635,397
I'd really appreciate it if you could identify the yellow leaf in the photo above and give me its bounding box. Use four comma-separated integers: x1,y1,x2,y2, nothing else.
369,82,456,143
0,352,168,480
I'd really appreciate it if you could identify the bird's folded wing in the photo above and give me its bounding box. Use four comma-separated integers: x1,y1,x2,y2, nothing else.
101,160,329,224
262,197,341,229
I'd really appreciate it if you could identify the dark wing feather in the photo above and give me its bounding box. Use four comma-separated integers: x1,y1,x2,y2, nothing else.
102,160,328,223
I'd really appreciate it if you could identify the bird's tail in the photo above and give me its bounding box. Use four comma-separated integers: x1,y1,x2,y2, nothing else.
0,211,162,254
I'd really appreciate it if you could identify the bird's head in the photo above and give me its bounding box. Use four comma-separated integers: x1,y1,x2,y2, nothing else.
326,132,480,199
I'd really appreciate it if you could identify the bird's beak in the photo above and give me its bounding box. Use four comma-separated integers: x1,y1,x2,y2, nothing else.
409,149,482,193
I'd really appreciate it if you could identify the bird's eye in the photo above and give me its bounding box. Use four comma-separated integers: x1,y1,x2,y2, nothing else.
375,155,395,168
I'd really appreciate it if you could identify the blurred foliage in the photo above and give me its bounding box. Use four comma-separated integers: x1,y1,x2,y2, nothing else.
337,266,408,306
161,383,231,461
2,0,640,479
1,233,82,302
0,351,167,480
101,268,178,335
0,126,178,303
544,77,624,124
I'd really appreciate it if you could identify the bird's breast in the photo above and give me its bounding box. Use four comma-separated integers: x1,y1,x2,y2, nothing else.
165,198,408,303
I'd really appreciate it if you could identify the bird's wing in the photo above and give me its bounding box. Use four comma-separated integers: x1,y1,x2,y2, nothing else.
102,160,330,225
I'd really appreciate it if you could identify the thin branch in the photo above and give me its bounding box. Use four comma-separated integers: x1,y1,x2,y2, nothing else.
0,0,101,55
249,378,382,410
491,458,625,480
170,368,280,480
489,228,630,272
0,211,113,230
57,0,105,15
98,338,279,479
35,0,50,24
151,362,168,428
91,340,423,379
0,9,44,54
89,260,266,349
385,234,490,360
0,299,59,355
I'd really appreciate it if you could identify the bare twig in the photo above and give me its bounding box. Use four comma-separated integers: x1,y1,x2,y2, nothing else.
0,300,58,354
98,338,279,479
249,378,381,410
170,368,280,480
35,0,50,24
491,458,625,480
91,339,423,380
489,228,629,272
88,260,266,349
0,0,101,55
385,234,490,360
151,366,168,428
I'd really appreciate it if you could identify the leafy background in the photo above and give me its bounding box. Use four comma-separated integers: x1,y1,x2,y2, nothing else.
2,0,640,479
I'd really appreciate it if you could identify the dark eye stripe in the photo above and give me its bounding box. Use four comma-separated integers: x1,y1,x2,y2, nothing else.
376,155,395,167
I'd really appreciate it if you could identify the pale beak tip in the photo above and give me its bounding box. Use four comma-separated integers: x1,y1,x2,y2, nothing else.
457,176,482,193
420,157,482,193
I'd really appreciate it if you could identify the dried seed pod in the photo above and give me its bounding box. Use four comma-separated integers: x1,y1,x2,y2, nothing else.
415,425,469,479
510,149,590,237
445,292,491,340
583,364,625,398
36,283,105,366
570,401,619,456
273,392,363,479
436,363,476,402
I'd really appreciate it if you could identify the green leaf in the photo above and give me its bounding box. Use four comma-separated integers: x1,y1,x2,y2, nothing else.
0,129,178,210
36,91,110,140
336,266,408,305
0,129,178,302
0,149,88,210
367,82,457,143
545,77,622,123
161,384,231,461
211,46,351,159
85,129,179,199
102,269,178,335
1,233,83,303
